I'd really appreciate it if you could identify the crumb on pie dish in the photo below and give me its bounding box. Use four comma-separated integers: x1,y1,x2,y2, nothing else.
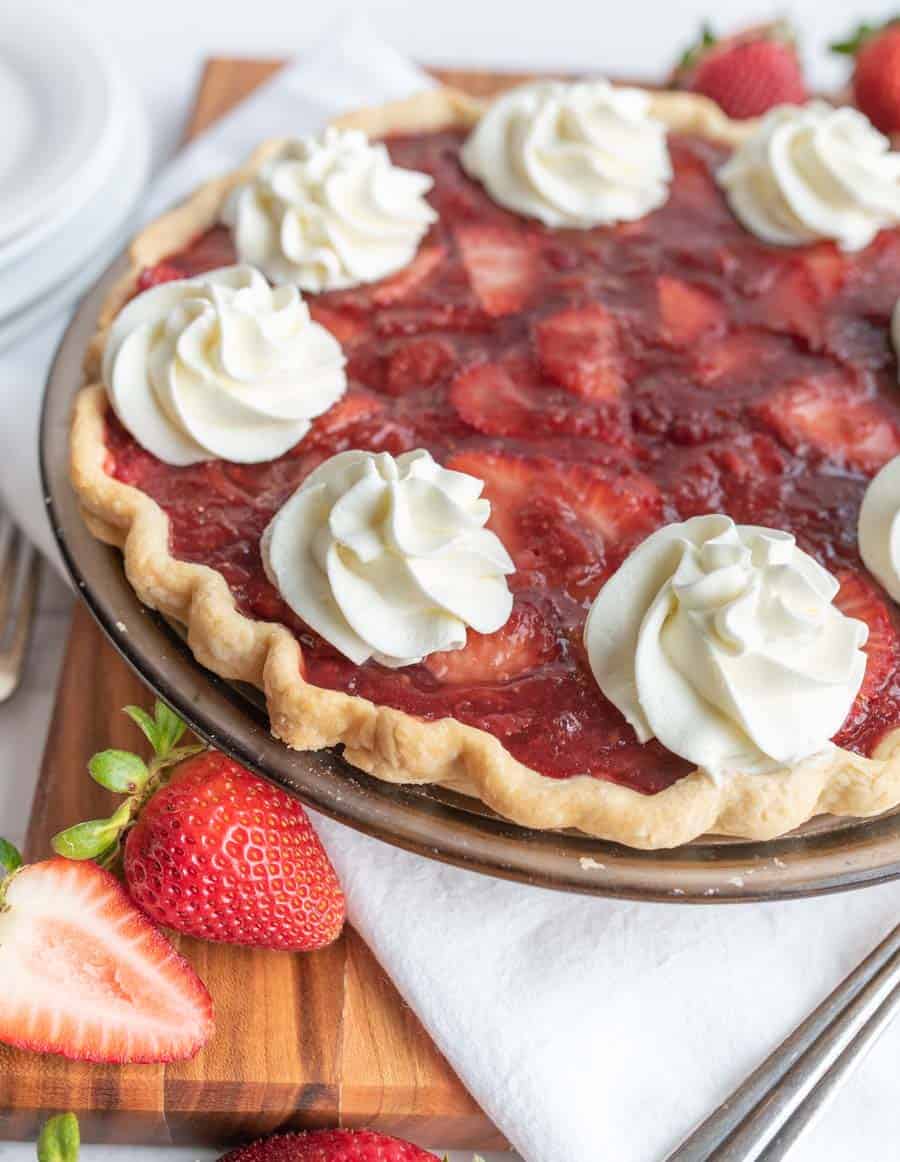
70,83,900,849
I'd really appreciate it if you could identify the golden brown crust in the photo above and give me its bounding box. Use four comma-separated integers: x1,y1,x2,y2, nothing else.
69,85,900,849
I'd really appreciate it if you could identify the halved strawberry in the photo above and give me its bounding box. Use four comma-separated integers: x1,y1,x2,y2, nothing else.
834,569,899,717
454,223,539,316
0,856,213,1063
425,602,557,683
385,336,456,396
534,303,625,400
371,243,446,305
657,275,726,348
754,375,900,473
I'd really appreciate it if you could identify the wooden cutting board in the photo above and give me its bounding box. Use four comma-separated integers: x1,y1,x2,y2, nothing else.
0,59,525,1152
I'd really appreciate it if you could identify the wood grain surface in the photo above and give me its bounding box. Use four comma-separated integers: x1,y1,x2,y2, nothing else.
0,59,522,1151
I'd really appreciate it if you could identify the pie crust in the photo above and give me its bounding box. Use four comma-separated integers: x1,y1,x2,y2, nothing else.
70,85,900,849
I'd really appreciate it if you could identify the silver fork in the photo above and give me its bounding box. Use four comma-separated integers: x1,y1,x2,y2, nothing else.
665,921,900,1161
0,513,41,702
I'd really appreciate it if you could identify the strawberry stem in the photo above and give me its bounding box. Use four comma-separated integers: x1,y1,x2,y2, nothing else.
37,1114,80,1162
50,704,204,870
677,22,716,73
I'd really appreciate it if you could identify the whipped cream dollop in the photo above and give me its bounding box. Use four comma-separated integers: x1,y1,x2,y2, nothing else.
222,129,438,292
262,449,515,668
583,515,869,778
103,265,346,465
718,102,900,251
460,79,672,228
859,454,900,602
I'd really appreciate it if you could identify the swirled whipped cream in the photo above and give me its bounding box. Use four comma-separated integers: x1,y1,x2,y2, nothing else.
262,449,515,668
460,79,672,228
718,102,900,251
222,129,438,292
583,514,869,778
103,265,346,465
859,454,900,602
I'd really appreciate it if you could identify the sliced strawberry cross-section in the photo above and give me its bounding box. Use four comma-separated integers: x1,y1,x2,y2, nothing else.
385,336,457,396
449,359,629,444
754,375,900,474
657,275,726,348
448,450,662,596
833,569,900,732
371,243,446,306
753,246,847,349
425,601,558,684
303,391,385,453
534,303,626,401
454,223,539,317
0,857,214,1063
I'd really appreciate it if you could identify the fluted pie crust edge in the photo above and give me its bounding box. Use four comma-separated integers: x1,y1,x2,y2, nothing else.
70,85,900,849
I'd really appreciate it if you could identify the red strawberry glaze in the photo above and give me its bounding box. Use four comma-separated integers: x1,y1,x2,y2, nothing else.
107,130,900,794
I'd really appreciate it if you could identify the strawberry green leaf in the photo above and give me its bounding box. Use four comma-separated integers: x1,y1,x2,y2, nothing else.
124,704,161,751
677,21,716,73
37,1113,80,1162
831,17,900,54
0,837,22,877
52,801,133,862
88,749,149,794
152,700,187,758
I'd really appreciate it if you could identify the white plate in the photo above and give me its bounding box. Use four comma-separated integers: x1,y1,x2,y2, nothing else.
0,73,145,319
0,8,118,249
0,95,150,354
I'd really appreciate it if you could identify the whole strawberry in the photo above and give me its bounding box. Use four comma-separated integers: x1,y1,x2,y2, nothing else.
673,22,807,119
832,19,900,135
53,701,346,951
218,1129,439,1162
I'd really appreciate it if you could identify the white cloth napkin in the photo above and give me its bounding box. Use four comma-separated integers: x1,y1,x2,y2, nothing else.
2,21,900,1162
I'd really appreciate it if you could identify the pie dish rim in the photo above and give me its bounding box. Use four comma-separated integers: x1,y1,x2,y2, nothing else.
69,82,900,849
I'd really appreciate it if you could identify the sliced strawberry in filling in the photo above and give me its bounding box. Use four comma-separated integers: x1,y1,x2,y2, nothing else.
534,303,625,400
112,129,900,790
657,275,726,348
370,243,446,305
425,601,558,684
454,223,539,316
834,571,900,728
449,359,629,444
384,336,457,396
754,375,900,473
448,450,662,597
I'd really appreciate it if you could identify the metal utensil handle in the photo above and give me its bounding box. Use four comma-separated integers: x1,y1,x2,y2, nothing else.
708,946,900,1161
665,922,900,1161
755,981,900,1162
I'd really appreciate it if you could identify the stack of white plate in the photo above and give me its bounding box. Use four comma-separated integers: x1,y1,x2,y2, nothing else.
0,7,150,352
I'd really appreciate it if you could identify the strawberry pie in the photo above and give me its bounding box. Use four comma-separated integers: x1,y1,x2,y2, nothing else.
71,82,900,848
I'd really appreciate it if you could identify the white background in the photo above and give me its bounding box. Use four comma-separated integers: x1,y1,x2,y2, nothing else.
3,2,900,1160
